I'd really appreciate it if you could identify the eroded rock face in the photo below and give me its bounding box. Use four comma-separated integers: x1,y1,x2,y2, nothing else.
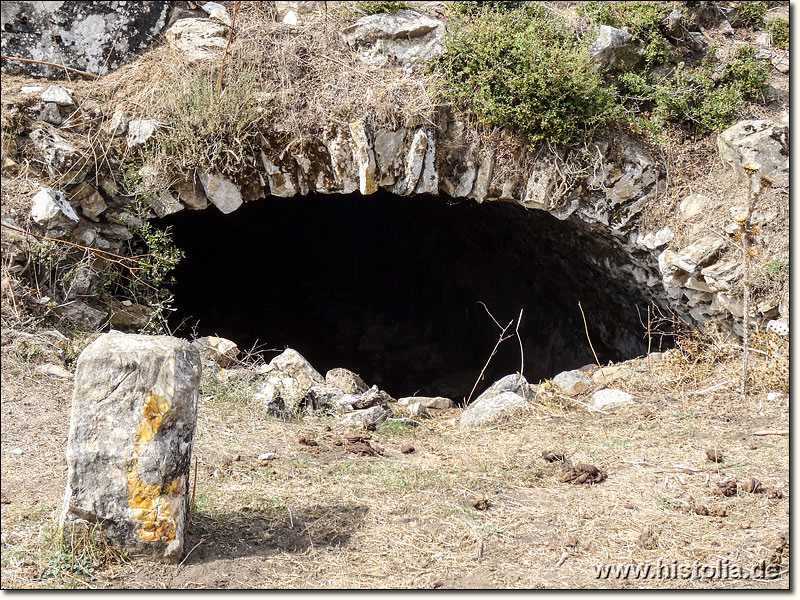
165,18,229,59
341,9,444,68
1,2,169,77
717,119,789,185
61,331,202,563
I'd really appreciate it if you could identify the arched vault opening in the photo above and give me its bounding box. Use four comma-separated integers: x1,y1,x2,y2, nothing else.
159,191,655,400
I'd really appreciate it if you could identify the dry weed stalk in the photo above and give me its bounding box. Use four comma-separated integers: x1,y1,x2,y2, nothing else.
465,302,525,405
735,162,770,400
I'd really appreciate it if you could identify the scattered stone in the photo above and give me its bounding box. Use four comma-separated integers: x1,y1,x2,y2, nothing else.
78,188,108,221
398,396,452,409
61,331,202,563
472,498,490,511
297,435,318,447
30,187,80,235
257,349,326,417
41,85,74,106
541,451,567,463
275,1,320,25
58,301,108,330
325,367,368,394
257,452,278,461
636,227,674,250
589,389,635,411
29,124,88,182
408,401,431,419
200,1,231,25
39,102,63,126
35,363,73,379
191,336,239,368
715,478,738,497
341,9,444,68
560,464,607,485
717,120,789,185
553,369,592,396
127,119,160,148
338,386,393,411
705,448,723,463
741,477,763,494
772,53,789,74
305,384,347,412
165,18,229,58
198,171,243,214
674,236,726,274
590,25,643,71
767,489,784,500
11,447,23,456
460,391,531,429
340,405,391,428
400,444,415,454
480,373,535,401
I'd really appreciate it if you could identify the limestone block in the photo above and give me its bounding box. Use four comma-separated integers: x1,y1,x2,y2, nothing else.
341,9,444,68
198,171,243,214
61,332,202,563
349,120,378,195
460,391,531,429
326,368,368,394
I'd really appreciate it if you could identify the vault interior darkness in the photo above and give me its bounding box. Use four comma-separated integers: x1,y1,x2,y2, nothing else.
160,192,651,400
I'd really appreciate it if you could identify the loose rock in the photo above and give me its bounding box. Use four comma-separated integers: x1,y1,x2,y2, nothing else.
589,389,635,411
341,9,444,68
325,367,368,394
191,336,239,368
460,390,532,429
553,369,592,396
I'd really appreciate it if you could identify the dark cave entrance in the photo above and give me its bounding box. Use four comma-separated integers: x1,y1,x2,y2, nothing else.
160,192,653,400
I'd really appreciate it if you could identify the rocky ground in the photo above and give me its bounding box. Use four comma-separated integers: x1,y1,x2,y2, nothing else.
0,329,789,589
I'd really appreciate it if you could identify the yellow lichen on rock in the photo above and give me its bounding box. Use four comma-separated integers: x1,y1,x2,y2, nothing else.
136,393,170,446
125,392,182,543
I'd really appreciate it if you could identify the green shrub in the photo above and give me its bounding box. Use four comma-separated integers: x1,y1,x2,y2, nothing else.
619,65,740,134
735,1,767,28
353,1,407,15
725,46,770,102
450,1,532,16
435,8,619,145
618,44,769,135
580,1,673,66
768,18,789,50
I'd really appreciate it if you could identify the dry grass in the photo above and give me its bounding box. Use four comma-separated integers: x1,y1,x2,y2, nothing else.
0,318,788,589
